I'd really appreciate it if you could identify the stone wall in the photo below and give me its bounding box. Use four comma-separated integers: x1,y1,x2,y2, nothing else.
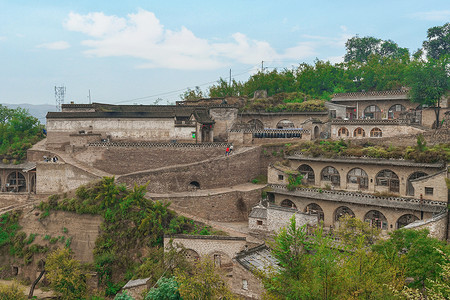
36,162,100,194
155,188,262,222
330,122,424,139
239,112,328,129
411,170,448,204
231,262,263,299
402,212,448,240
209,107,238,142
117,147,261,193
73,146,226,175
164,235,247,261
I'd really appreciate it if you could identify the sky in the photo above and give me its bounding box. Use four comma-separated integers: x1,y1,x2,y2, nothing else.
0,1,449,107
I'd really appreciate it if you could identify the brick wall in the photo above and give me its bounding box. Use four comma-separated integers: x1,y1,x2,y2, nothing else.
231,262,264,299
402,212,448,240
117,147,261,193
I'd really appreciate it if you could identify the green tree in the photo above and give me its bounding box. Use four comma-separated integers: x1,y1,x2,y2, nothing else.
0,281,26,300
145,277,182,300
208,78,243,97
45,248,87,300
175,258,235,300
423,23,450,60
406,56,449,128
180,86,204,101
344,36,409,63
373,229,449,290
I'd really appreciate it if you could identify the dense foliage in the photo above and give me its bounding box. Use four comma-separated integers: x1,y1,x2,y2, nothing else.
262,216,450,299
285,138,450,163
0,105,44,164
38,177,218,296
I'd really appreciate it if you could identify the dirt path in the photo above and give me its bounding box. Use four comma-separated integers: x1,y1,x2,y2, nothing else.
0,279,55,299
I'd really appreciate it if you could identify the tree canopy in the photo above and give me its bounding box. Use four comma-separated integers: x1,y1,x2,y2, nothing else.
423,22,450,60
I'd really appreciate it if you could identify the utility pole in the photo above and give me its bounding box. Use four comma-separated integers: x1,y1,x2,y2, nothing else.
261,60,264,72
88,89,91,104
229,69,232,87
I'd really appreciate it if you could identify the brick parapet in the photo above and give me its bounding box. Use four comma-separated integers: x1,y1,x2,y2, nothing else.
88,141,231,148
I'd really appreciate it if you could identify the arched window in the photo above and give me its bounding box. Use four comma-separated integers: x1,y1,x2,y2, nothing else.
313,126,320,139
298,164,315,185
338,127,349,137
376,169,399,193
364,210,388,230
396,214,419,229
184,249,200,262
276,119,295,129
407,172,428,196
6,171,26,192
370,127,382,137
364,105,381,119
347,168,368,190
321,166,340,187
388,104,406,119
304,203,324,221
334,206,355,222
353,127,366,137
247,119,264,130
280,199,297,209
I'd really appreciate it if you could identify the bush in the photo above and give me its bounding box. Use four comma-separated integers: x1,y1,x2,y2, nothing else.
0,281,26,300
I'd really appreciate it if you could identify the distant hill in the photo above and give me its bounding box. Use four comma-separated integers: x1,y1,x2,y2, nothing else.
1,103,56,125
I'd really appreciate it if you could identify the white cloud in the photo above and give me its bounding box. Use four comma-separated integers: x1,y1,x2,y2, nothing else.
411,10,450,21
64,9,324,70
325,55,345,64
36,41,70,50
0,36,6,41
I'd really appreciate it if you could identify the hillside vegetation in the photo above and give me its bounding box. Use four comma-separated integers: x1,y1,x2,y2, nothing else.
0,105,44,164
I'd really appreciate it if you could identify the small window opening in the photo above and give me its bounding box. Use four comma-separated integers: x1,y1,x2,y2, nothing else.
257,220,263,226
189,181,200,189
278,175,284,181
425,187,434,195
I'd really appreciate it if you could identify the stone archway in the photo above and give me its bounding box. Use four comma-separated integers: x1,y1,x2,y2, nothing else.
364,210,388,230
184,249,200,262
314,126,320,139
407,172,428,196
334,206,355,223
321,166,340,187
304,203,324,221
280,199,297,209
6,171,26,192
277,119,295,129
375,169,399,193
247,119,264,130
298,164,315,185
364,105,381,119
189,181,200,190
396,214,419,229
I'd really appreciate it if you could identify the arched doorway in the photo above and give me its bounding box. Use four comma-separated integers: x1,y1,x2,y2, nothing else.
370,127,382,137
189,181,200,190
321,166,340,187
407,172,428,196
353,127,366,138
347,168,369,190
364,210,388,230
375,169,399,193
298,164,315,185
247,119,264,130
396,214,419,229
314,126,320,139
334,206,355,223
201,124,212,142
304,203,324,221
388,104,406,119
338,127,349,137
210,251,232,269
6,171,26,192
280,199,297,209
276,119,295,129
364,105,381,119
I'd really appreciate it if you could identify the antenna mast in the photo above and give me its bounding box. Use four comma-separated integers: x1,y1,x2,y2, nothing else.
55,86,66,112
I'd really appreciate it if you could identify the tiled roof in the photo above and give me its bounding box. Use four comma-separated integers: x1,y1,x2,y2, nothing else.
249,205,267,219
235,244,278,272
0,162,36,172
48,102,214,124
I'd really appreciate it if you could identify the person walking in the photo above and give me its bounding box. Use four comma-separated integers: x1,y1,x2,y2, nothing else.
230,145,234,154
226,147,230,156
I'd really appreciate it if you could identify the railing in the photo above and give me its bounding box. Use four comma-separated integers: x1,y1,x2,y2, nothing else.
88,142,231,148
268,184,447,208
331,119,409,125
